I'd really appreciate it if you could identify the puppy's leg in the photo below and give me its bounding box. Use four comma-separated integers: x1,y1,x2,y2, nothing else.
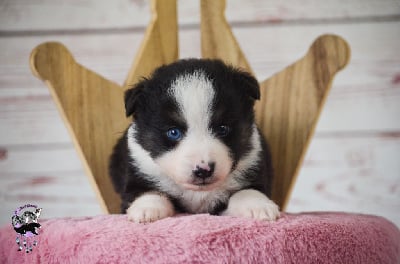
126,192,175,223
222,189,280,221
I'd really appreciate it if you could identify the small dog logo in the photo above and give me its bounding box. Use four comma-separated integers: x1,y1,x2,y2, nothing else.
11,204,42,253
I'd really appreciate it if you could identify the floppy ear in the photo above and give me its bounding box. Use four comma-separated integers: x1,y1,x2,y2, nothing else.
234,70,260,100
124,80,146,117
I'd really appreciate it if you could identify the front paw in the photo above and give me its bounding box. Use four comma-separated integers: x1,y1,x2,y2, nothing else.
126,193,175,223
222,189,280,221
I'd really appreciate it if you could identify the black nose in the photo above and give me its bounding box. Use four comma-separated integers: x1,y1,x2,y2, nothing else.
193,163,215,179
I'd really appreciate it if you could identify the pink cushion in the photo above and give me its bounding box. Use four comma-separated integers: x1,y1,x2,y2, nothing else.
1,212,399,263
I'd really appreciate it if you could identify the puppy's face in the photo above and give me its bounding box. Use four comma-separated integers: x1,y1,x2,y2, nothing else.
126,59,260,191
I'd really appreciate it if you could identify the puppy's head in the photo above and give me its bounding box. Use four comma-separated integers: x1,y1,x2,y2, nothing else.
125,59,260,191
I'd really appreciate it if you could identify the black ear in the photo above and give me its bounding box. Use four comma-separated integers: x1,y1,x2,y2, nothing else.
234,70,260,100
124,80,146,117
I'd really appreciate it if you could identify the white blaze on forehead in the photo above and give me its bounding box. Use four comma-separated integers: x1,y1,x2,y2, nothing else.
169,71,215,133
126,71,263,213
155,70,233,188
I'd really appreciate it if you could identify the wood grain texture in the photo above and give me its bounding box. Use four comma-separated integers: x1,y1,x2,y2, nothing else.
1,0,399,31
0,169,102,225
287,136,400,226
30,43,129,214
201,0,252,72
201,0,350,209
27,0,178,214
1,22,399,142
28,0,351,213
124,0,178,88
2,135,398,226
256,35,350,208
1,0,399,228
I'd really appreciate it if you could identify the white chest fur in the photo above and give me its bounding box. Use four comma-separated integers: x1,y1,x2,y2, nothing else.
175,188,230,213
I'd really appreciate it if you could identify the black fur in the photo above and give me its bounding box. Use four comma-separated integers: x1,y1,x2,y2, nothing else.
13,223,41,236
109,59,273,214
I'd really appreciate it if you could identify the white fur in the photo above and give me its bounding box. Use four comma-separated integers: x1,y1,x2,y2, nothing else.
127,192,175,223
127,125,161,177
156,72,233,187
169,71,214,135
222,189,280,221
155,133,232,189
127,125,266,214
125,72,272,215
127,125,230,213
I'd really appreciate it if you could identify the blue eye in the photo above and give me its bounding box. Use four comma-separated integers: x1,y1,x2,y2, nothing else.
166,128,183,141
215,125,230,137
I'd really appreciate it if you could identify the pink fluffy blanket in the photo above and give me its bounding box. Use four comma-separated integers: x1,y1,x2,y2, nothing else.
1,212,399,263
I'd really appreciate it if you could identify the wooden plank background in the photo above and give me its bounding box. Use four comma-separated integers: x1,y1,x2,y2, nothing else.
0,0,399,227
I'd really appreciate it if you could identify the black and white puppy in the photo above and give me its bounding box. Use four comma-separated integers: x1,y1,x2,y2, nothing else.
109,59,280,223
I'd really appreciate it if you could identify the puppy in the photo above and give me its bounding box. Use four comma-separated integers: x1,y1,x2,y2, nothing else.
109,59,280,223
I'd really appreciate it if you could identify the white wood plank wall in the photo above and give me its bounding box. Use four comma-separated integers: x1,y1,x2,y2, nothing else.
0,0,399,227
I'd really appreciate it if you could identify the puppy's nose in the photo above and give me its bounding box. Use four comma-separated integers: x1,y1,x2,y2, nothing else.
193,162,215,179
